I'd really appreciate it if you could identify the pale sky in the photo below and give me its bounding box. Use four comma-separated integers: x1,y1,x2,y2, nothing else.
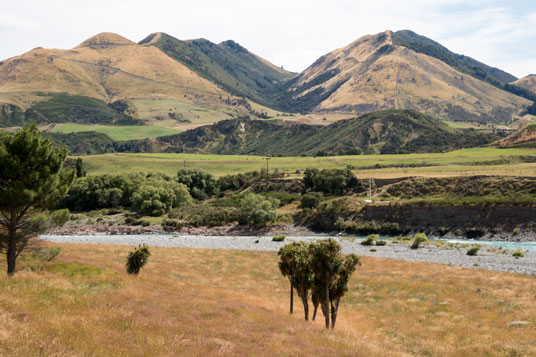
2,0,535,78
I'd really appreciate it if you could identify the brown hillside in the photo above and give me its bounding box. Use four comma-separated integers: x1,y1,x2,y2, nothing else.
0,33,257,120
513,75,536,94
496,124,536,147
289,31,530,123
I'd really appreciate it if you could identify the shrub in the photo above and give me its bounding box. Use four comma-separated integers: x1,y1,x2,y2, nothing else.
32,247,62,262
467,246,480,256
410,233,428,249
361,234,379,246
300,192,323,209
272,235,286,242
375,240,387,246
370,248,377,252
512,251,524,258
126,244,151,275
513,227,520,235
162,218,183,230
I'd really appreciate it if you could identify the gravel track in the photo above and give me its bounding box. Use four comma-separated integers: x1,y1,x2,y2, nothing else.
40,234,536,276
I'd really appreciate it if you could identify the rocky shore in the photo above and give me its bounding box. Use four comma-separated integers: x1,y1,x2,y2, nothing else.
41,232,536,276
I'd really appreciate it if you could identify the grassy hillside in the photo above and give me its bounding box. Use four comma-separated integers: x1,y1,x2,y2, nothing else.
392,30,516,84
497,124,536,148
392,30,536,102
140,33,295,109
2,244,535,355
0,93,137,127
152,110,497,155
51,123,182,140
0,32,264,127
287,31,530,123
513,75,536,94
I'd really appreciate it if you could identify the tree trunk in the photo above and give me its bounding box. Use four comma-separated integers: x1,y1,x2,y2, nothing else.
312,295,318,321
7,217,17,276
324,282,330,329
331,298,340,329
301,289,309,321
290,281,294,314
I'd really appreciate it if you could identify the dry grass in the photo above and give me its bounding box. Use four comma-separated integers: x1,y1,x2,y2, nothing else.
1,243,535,356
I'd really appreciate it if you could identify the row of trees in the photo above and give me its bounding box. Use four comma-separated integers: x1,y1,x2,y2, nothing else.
62,173,192,216
278,239,360,329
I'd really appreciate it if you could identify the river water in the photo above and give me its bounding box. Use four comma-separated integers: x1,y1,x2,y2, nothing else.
40,234,536,253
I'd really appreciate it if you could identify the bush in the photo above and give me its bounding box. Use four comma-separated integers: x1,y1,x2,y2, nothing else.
467,246,480,256
512,251,524,258
32,247,62,262
410,233,428,249
126,244,151,275
272,235,286,242
375,240,387,246
300,192,323,209
162,218,183,230
361,234,378,246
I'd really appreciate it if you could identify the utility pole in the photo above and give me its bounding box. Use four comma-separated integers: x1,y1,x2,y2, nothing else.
264,157,271,173
184,160,186,169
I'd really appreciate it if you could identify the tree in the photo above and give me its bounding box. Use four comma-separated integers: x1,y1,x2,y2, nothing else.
0,124,74,275
310,239,360,329
327,254,360,328
309,239,342,329
238,193,279,226
177,168,217,200
75,157,87,178
278,242,314,320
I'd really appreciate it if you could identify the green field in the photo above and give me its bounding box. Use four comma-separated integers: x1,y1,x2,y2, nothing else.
52,124,182,141
79,147,536,177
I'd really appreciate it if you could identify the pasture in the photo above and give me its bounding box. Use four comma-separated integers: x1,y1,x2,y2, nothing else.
0,243,534,356
79,147,536,178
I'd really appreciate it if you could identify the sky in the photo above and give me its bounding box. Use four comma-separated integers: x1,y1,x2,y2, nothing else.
1,0,535,78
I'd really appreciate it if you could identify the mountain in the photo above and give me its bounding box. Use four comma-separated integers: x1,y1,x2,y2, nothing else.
513,75,536,94
139,32,295,109
54,110,495,156
0,32,268,126
285,31,530,123
391,30,518,86
1,30,532,129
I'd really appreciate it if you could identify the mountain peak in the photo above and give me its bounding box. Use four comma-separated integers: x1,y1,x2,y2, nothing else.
76,32,135,48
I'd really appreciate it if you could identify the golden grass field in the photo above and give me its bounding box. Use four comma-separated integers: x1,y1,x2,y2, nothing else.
1,243,535,356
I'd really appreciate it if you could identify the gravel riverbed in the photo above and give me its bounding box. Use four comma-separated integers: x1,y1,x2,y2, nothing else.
40,234,536,276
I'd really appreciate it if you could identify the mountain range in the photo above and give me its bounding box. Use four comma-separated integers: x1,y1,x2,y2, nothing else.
1,30,535,129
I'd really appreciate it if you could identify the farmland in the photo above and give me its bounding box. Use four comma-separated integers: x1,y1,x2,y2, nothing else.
79,147,536,178
1,243,534,356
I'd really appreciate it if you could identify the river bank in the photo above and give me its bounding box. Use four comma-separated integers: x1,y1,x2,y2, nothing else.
47,222,536,242
40,234,536,275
